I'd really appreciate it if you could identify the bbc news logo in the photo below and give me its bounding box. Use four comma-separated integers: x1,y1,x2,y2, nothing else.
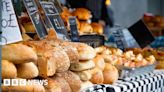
3,79,48,86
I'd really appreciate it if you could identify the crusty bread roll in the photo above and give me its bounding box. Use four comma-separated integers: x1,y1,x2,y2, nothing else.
2,60,17,79
90,68,104,84
2,44,37,64
93,55,105,71
2,84,45,92
70,60,95,72
44,78,61,92
94,46,107,54
80,81,93,91
56,71,82,92
103,63,119,84
17,62,39,79
75,70,92,81
73,43,96,60
72,8,92,20
52,76,72,92
154,51,164,60
91,22,103,34
79,22,93,34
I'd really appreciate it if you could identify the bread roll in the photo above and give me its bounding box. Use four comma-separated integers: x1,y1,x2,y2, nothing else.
94,46,107,54
52,76,71,92
91,22,103,34
44,78,61,92
90,68,104,84
103,63,119,84
72,8,92,20
2,60,17,79
17,62,39,79
93,55,105,71
79,22,93,34
2,44,37,64
81,81,93,91
56,71,82,92
75,70,92,81
70,60,95,72
156,60,164,69
73,43,96,60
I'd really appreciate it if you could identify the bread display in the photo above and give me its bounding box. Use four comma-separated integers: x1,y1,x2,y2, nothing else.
17,62,39,79
2,44,37,64
2,60,17,79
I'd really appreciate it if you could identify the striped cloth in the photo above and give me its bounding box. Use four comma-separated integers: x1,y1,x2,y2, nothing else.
82,70,164,92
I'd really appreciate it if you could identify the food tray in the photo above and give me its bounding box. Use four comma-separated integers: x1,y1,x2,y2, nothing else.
116,63,156,79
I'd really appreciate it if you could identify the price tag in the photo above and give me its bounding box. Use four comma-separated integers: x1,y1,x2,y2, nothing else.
69,17,79,42
128,19,155,48
112,29,125,50
79,35,104,48
1,0,22,45
40,1,69,40
23,0,48,39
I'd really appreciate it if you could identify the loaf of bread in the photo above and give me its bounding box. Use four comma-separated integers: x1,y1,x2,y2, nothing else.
2,44,37,64
2,60,17,79
72,8,92,20
52,76,72,92
70,60,95,72
90,68,104,84
44,78,61,92
56,71,82,92
17,62,39,79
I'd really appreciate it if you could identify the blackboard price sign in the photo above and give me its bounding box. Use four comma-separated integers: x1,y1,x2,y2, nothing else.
112,29,125,50
69,17,79,42
79,35,104,48
23,0,48,39
49,0,63,13
40,1,69,40
128,19,155,48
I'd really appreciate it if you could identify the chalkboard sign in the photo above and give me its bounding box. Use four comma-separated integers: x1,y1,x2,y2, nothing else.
1,0,22,45
23,0,48,39
49,0,63,13
40,1,69,40
69,17,79,42
128,19,155,48
79,35,104,48
112,29,125,50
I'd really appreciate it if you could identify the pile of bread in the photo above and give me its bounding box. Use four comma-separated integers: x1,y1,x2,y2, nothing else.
61,7,104,35
95,46,158,68
2,30,118,92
